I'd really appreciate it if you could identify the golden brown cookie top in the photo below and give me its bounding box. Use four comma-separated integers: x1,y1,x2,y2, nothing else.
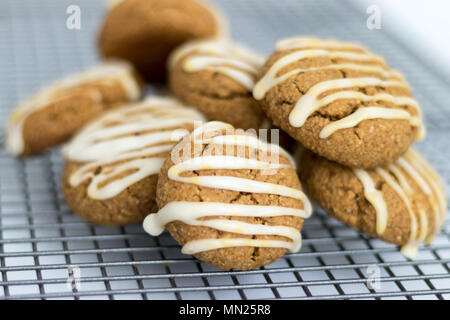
62,96,205,200
253,37,425,142
105,0,228,37
301,148,446,259
98,0,228,82
6,60,141,156
144,121,312,257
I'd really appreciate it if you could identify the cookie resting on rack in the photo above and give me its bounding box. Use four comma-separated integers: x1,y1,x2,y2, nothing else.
5,60,142,156
143,121,312,271
62,96,205,226
299,148,447,258
253,37,425,168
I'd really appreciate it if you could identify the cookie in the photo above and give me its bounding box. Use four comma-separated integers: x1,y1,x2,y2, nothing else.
98,0,227,82
299,148,446,258
143,121,312,271
6,61,142,156
169,39,266,130
62,96,205,226
259,120,297,153
254,37,425,168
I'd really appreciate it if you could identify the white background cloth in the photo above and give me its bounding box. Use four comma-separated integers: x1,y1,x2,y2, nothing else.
352,0,450,78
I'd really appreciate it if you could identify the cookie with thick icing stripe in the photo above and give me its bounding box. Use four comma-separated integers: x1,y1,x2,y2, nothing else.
169,39,266,130
98,0,227,82
144,121,312,271
254,37,425,168
299,149,446,258
62,97,205,226
6,61,142,156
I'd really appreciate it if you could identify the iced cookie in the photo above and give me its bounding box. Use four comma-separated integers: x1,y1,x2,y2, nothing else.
62,97,205,226
169,39,266,130
6,61,142,156
98,0,227,82
254,37,425,168
144,121,312,270
299,148,446,258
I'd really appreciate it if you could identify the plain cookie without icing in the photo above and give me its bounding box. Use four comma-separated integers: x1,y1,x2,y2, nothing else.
254,37,425,168
98,0,227,82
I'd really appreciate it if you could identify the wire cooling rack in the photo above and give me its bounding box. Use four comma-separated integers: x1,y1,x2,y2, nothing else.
0,0,449,300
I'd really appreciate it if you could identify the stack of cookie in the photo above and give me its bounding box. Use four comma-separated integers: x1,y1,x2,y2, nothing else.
4,0,446,270
253,36,447,259
6,0,228,156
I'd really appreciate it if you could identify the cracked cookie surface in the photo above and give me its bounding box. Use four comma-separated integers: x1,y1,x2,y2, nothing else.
254,37,424,168
169,39,266,130
63,161,159,225
151,121,311,270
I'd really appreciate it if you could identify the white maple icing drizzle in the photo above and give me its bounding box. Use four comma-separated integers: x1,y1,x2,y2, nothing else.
353,148,447,258
401,149,447,239
169,39,264,90
63,96,205,200
353,168,389,235
6,60,141,156
319,106,420,139
143,121,312,255
253,37,425,140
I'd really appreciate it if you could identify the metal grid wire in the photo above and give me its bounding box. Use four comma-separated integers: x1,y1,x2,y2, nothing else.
0,0,449,300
